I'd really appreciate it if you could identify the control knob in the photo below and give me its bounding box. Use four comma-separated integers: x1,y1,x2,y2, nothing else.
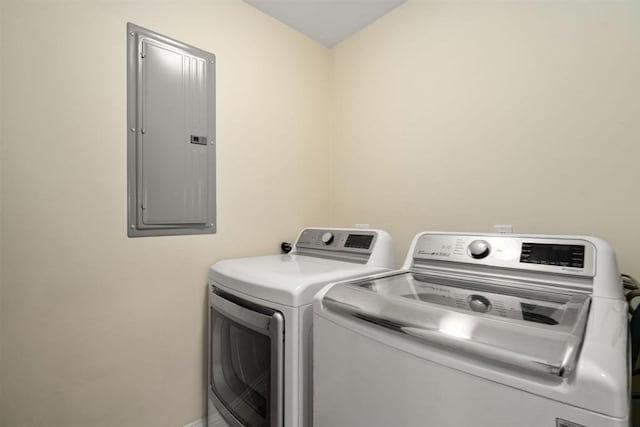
468,295,492,313
468,240,490,259
321,232,334,245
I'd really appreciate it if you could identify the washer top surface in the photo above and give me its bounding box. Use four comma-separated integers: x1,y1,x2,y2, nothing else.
209,253,389,307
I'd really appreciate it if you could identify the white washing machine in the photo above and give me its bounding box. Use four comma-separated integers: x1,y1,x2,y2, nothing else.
314,232,629,427
207,227,394,427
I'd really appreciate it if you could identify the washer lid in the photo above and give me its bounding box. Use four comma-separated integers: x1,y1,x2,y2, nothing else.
209,254,389,306
320,271,591,378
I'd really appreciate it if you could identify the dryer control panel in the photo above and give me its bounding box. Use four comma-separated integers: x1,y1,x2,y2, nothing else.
296,229,377,254
411,233,596,277
293,228,394,267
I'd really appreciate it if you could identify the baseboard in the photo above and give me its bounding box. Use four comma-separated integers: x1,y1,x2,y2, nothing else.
183,418,206,427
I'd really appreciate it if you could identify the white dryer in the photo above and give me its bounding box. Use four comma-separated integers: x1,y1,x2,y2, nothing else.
207,228,394,427
314,232,629,427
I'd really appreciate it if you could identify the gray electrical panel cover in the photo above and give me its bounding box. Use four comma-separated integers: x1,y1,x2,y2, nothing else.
127,23,216,237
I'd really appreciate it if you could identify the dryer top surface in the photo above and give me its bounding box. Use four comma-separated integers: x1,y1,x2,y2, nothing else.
210,254,389,306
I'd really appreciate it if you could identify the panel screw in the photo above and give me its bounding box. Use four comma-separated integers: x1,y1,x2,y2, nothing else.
130,32,135,37
210,140,214,145
209,224,214,228
130,128,136,132
130,225,136,229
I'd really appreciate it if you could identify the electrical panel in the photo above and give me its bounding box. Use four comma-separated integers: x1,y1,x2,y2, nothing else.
127,23,216,237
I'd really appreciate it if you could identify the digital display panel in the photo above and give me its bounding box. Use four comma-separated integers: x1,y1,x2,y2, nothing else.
345,234,374,250
520,243,585,268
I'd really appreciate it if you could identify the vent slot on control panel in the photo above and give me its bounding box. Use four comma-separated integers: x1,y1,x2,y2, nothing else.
520,243,585,268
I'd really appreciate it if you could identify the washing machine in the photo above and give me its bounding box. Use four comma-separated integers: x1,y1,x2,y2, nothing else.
207,227,394,427
314,232,629,427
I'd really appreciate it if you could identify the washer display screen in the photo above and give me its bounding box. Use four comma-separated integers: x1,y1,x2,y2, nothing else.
520,243,585,268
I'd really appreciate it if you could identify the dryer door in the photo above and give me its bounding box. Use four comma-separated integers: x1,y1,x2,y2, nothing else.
209,289,284,427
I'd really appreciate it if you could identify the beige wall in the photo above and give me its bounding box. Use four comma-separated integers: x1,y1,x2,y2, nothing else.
0,1,329,426
330,0,640,275
0,0,4,415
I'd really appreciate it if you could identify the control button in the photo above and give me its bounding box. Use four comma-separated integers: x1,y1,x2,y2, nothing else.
321,232,334,245
468,295,492,313
468,240,491,259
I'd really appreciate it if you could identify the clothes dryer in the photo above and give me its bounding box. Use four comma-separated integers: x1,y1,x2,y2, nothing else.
208,228,394,427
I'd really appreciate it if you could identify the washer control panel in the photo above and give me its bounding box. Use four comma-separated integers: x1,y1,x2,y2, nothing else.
296,229,377,254
412,233,595,277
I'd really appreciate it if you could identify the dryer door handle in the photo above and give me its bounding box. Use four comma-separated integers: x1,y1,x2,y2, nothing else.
210,291,274,334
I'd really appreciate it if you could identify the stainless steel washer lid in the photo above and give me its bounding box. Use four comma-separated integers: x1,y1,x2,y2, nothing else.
321,271,591,378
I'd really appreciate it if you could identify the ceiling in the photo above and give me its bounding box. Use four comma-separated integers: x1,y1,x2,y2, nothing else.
244,0,407,48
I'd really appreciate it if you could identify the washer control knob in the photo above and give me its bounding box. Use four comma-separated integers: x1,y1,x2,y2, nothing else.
321,232,334,245
468,240,491,259
468,295,492,313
